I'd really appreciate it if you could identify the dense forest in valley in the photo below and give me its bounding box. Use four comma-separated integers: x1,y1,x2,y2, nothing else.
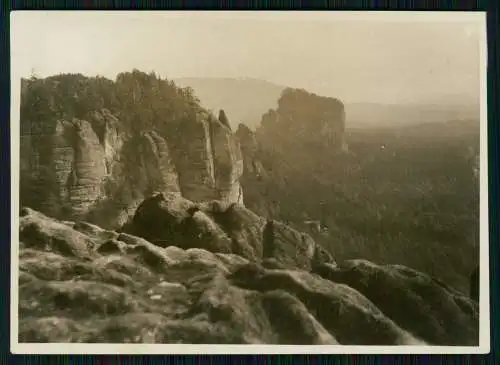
240,89,479,294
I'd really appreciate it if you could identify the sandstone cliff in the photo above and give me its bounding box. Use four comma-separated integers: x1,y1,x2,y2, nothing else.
257,88,348,154
234,123,277,219
20,74,244,229
234,88,349,220
235,123,266,178
167,111,243,205
20,116,109,219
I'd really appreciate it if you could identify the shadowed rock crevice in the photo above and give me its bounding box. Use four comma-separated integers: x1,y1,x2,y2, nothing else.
470,265,479,302
261,290,339,345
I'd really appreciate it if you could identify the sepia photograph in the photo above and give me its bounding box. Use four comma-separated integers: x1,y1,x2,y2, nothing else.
10,11,488,354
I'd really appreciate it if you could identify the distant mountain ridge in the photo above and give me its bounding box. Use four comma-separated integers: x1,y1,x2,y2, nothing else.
174,77,479,129
173,77,284,129
345,102,479,128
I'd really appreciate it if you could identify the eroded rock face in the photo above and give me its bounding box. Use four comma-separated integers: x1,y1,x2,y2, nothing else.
312,260,479,345
170,112,244,205
20,110,245,228
87,108,124,174
18,207,478,345
257,88,347,153
20,117,108,219
124,193,326,269
235,124,267,178
234,124,277,219
211,119,244,204
139,131,180,195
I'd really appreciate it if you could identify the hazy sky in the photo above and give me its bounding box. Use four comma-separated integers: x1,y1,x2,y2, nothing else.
11,11,485,105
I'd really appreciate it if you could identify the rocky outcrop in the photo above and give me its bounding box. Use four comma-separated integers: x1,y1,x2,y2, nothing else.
169,112,244,205
313,260,479,345
235,123,267,178
210,118,244,204
234,124,276,219
139,131,180,195
218,109,231,130
257,88,347,153
18,207,479,345
234,89,349,220
123,193,326,270
87,108,124,172
20,116,109,219
20,109,244,228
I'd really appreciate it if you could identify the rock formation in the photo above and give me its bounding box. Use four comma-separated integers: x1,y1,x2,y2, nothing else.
20,79,245,229
234,124,276,219
123,193,325,270
166,111,244,205
256,88,347,154
18,206,479,345
20,116,110,219
139,131,181,195
218,109,231,130
235,123,267,178
234,88,349,220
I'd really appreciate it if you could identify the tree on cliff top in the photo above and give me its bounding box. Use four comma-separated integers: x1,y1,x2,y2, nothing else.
276,88,344,124
20,70,205,138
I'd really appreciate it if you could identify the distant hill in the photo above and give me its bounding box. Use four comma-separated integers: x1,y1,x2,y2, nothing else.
345,102,480,129
174,77,479,129
173,77,285,129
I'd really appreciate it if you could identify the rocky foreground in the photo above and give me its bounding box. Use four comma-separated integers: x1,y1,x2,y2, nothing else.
18,193,478,345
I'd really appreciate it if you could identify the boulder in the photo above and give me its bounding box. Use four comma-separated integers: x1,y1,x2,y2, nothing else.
126,194,323,269
229,264,426,345
312,259,479,346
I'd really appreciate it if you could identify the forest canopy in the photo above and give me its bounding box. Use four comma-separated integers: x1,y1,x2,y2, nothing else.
20,70,205,136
